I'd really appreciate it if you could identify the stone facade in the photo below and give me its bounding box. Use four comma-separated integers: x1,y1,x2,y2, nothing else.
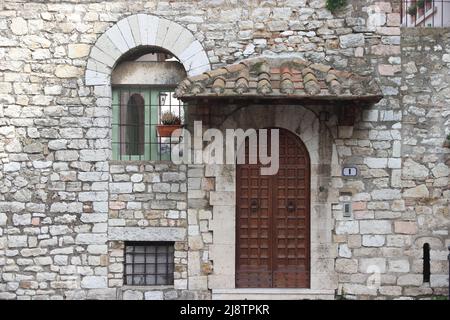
0,0,448,300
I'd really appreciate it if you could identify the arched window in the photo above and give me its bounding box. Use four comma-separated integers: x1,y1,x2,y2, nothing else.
112,48,186,160
121,93,145,156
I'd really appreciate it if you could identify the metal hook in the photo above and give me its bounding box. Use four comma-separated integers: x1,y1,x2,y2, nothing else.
250,199,259,212
287,201,296,212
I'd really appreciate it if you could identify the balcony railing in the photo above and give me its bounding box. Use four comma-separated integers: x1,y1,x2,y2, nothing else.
401,0,450,27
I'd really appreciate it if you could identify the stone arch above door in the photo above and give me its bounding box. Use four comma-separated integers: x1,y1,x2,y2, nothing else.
219,105,321,165
85,14,211,86
208,105,339,297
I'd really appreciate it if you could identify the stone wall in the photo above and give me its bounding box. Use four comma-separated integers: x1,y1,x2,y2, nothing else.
399,28,450,296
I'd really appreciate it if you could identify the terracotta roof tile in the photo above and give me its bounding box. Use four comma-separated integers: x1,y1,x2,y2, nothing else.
175,56,383,102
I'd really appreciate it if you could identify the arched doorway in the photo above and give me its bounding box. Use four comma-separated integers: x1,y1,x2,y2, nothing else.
236,128,311,288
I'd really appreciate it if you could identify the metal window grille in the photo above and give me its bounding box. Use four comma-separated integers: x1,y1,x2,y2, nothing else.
124,242,175,286
112,86,184,161
401,0,450,27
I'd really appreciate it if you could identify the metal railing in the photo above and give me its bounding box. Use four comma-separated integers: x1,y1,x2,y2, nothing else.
111,87,184,161
401,0,450,27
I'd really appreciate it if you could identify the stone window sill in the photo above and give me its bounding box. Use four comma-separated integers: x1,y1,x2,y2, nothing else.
109,160,175,165
121,285,174,291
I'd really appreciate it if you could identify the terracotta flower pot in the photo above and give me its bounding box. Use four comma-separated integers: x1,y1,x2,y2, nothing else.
156,124,182,137
443,140,450,148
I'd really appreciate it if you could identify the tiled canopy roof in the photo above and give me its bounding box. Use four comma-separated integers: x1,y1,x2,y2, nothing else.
175,57,383,102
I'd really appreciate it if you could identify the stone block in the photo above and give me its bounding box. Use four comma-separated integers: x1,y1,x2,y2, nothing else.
430,275,449,287
86,288,117,300
81,276,107,289
379,286,402,296
12,214,31,226
108,227,186,241
0,213,7,226
335,259,358,274
188,251,201,276
403,185,429,198
388,260,410,273
8,235,28,248
403,159,429,179
339,33,365,48
359,258,386,273
68,44,91,59
360,220,391,234
341,283,377,296
123,290,143,300
394,221,417,235
335,221,359,235
80,149,109,162
75,234,107,245
338,244,352,258
117,18,135,49
364,158,387,169
55,65,83,78
4,162,21,172
362,235,385,247
188,276,208,290
174,279,187,290
10,17,28,35
106,24,128,53
144,291,163,300
371,189,401,200
397,274,422,286
210,192,235,205
110,182,133,194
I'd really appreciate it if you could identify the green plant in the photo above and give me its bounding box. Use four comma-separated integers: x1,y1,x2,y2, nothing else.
326,0,347,12
417,0,425,8
443,134,450,147
408,4,417,16
160,111,181,125
431,295,448,300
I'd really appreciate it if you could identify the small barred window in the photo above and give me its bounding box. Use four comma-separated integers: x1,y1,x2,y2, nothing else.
124,242,175,286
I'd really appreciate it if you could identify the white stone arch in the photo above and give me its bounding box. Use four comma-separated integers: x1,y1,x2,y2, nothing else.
85,14,211,86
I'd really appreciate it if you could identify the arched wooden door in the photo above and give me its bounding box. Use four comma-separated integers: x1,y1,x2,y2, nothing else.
236,128,310,288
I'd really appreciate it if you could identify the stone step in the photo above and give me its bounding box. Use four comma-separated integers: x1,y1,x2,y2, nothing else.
212,289,336,300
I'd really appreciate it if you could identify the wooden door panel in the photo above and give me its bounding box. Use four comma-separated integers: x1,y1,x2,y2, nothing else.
236,160,272,288
236,128,310,288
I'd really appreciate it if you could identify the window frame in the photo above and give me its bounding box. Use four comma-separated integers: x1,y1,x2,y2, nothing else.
123,241,175,287
111,85,184,161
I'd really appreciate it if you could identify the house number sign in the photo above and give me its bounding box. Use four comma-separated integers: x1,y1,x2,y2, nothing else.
342,167,358,177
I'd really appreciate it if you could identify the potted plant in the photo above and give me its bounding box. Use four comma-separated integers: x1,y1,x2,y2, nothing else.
326,0,347,12
417,0,425,16
444,134,450,148
407,4,417,17
156,111,182,137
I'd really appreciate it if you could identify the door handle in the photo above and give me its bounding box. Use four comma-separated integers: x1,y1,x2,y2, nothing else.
250,199,259,212
287,201,296,212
